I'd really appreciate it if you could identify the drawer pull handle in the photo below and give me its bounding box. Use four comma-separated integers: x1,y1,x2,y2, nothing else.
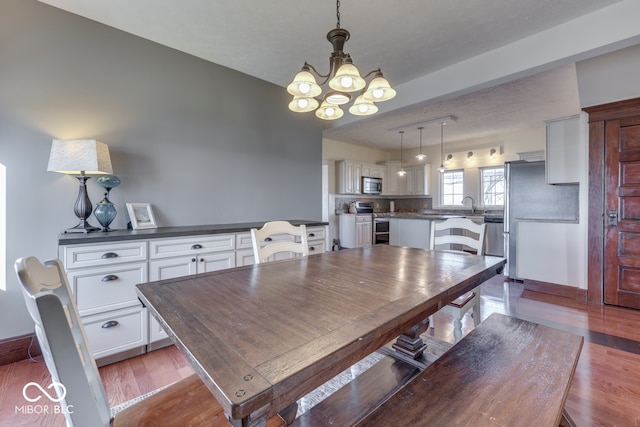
200,258,204,263
264,237,272,242
101,275,119,282
101,320,119,329
309,246,315,251
309,233,315,237
191,244,203,250
191,258,197,263
101,252,119,259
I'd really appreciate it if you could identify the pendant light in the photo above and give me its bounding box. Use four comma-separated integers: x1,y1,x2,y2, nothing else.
438,122,446,173
416,126,426,161
397,131,407,176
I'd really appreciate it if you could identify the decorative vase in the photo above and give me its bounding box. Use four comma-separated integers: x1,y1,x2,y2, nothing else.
94,195,117,232
95,175,121,232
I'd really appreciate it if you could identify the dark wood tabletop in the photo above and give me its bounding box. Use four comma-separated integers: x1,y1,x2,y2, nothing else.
136,245,506,426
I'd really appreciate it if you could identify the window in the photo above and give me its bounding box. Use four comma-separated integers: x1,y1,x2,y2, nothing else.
481,166,505,206
441,169,464,205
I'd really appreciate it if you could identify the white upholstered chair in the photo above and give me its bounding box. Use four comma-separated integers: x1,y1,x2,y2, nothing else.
15,256,285,427
429,217,487,342
250,221,309,264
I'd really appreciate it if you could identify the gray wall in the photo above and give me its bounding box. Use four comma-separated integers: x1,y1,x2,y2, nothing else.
0,0,323,339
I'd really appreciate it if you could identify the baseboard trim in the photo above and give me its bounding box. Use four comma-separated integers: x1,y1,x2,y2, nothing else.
0,333,42,366
523,279,588,303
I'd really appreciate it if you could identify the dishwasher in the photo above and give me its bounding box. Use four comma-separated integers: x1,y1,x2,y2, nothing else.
484,216,505,257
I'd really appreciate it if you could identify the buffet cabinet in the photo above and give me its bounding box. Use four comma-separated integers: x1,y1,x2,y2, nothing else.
59,225,327,363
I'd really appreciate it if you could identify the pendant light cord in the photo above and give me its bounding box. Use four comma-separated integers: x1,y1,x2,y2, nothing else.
440,123,444,168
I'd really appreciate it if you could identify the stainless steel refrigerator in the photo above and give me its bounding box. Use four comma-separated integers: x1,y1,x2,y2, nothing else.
504,161,579,279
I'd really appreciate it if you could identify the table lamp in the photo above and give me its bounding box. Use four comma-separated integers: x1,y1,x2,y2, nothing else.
47,139,113,233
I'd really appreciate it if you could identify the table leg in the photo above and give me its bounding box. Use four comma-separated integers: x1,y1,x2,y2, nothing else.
228,404,269,427
278,402,298,425
392,317,430,359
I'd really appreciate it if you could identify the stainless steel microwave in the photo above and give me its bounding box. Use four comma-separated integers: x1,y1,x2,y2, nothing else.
362,176,382,194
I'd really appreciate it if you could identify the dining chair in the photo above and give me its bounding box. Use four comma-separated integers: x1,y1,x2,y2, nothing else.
250,221,309,264
14,256,285,427
428,217,487,342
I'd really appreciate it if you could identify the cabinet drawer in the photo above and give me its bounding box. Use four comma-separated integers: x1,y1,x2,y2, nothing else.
83,306,148,359
308,241,326,255
236,233,254,249
64,241,147,269
149,315,169,343
306,227,326,241
67,263,147,316
149,234,235,259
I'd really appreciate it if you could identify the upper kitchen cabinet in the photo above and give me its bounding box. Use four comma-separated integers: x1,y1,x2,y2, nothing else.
336,160,386,194
545,113,587,184
383,162,431,196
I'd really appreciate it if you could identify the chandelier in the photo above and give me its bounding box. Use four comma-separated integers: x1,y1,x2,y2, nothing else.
286,0,396,120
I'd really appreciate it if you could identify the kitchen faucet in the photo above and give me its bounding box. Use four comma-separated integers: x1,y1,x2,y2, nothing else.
461,196,476,213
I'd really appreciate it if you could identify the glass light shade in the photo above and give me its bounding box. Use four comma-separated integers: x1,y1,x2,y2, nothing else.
325,91,351,105
416,153,426,161
397,169,407,176
288,96,320,113
315,101,344,120
363,76,396,102
348,95,378,116
287,70,322,97
329,63,366,92
439,164,446,173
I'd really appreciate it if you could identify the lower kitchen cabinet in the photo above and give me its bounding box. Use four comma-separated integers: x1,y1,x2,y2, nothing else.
339,214,372,248
82,305,148,360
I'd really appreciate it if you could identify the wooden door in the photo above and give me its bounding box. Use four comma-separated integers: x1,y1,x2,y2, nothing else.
604,115,640,308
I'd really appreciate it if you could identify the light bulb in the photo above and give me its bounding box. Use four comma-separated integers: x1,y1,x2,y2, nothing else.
340,76,353,88
325,107,335,117
297,98,308,109
372,89,384,99
298,83,310,94
358,104,368,113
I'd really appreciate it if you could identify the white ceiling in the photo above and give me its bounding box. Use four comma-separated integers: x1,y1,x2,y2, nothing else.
39,0,625,150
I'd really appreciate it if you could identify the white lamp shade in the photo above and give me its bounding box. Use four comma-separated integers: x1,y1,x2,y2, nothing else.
288,96,320,113
47,139,113,175
329,63,366,93
287,70,322,97
348,95,378,116
315,101,344,120
363,75,396,102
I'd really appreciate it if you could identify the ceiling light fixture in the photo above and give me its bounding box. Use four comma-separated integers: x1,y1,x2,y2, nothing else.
438,122,447,173
467,151,474,161
397,131,407,176
416,127,426,161
287,0,396,120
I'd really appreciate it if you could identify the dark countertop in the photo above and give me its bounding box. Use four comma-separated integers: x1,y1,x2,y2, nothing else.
58,220,329,245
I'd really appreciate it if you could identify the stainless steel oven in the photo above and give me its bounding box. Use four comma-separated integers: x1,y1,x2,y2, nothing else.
374,217,390,245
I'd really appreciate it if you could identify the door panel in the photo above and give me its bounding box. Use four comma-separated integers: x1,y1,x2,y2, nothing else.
604,116,640,308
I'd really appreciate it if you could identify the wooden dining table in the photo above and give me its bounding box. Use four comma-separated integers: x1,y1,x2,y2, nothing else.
136,245,506,427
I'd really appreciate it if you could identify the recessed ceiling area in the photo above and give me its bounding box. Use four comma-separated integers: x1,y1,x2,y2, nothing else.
38,0,629,151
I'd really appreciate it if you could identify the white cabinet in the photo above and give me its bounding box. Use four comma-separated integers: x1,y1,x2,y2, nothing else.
336,160,362,194
339,214,372,248
405,164,431,195
148,234,235,342
304,226,327,256
389,218,431,249
383,161,402,195
545,114,586,184
59,241,149,360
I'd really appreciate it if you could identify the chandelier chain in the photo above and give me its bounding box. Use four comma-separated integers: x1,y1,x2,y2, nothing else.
336,0,341,28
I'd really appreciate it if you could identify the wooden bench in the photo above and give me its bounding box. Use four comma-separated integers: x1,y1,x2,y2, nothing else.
356,313,584,427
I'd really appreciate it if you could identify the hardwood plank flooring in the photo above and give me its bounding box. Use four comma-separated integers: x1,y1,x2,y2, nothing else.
2,275,640,426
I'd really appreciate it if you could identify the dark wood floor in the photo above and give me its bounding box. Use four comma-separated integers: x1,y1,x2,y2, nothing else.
2,275,640,426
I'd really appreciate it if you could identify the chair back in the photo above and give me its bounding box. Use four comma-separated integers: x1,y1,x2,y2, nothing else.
430,218,487,255
250,221,309,264
15,257,111,427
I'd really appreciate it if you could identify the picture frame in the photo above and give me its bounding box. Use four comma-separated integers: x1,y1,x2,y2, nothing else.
126,203,157,230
